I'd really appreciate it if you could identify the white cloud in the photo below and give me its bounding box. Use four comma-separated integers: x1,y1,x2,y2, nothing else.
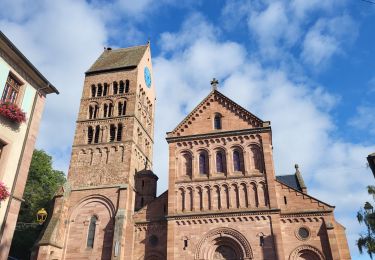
0,0,108,172
349,105,375,136
222,0,358,70
301,15,357,67
248,1,299,57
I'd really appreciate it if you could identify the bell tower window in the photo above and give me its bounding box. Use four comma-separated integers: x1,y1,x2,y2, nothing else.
113,81,118,95
125,80,130,93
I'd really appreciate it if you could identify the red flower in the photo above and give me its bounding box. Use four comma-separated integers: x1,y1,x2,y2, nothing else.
0,101,26,123
0,182,10,201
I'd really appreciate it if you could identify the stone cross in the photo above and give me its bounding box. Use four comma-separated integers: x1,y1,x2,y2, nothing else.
211,78,219,91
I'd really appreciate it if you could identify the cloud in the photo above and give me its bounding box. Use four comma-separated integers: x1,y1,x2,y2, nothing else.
301,15,357,67
248,1,299,57
222,0,358,70
0,0,108,172
349,105,375,136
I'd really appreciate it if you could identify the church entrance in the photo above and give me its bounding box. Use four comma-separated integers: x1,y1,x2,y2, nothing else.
195,227,252,260
296,250,321,260
213,245,238,260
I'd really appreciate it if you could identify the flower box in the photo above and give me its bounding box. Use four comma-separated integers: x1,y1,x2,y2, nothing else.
0,181,10,201
0,101,26,123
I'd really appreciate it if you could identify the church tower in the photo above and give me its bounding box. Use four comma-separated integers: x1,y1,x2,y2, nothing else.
34,43,156,260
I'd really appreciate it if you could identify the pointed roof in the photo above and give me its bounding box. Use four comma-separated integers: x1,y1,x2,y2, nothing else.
167,89,265,138
86,44,148,74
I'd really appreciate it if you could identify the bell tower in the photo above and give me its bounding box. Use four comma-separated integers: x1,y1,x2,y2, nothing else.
68,44,155,188
35,43,156,260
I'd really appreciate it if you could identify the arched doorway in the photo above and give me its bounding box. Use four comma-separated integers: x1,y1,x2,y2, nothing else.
289,245,325,260
195,227,252,260
213,245,238,260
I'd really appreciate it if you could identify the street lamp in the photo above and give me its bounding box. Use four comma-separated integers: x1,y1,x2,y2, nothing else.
364,202,374,215
36,208,48,224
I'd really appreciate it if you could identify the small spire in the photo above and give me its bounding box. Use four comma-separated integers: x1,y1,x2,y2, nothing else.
294,163,307,193
211,78,219,91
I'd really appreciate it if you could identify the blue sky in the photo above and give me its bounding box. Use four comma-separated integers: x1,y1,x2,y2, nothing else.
1,0,375,258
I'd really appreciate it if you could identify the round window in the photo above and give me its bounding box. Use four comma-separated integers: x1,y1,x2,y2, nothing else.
149,235,158,247
298,227,310,240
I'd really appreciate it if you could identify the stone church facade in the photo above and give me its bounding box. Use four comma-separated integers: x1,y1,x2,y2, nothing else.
33,44,351,260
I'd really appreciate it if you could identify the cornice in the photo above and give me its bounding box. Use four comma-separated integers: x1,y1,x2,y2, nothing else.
167,208,280,220
166,127,271,143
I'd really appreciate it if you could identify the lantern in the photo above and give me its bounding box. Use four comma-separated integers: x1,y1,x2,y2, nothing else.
37,208,48,224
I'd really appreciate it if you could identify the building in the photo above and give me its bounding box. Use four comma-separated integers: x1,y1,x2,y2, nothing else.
0,31,59,259
34,44,350,260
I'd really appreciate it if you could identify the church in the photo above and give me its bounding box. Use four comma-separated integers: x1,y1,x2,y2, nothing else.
33,43,351,260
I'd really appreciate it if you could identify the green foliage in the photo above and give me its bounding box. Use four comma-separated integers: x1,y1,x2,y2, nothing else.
9,149,65,259
357,185,375,259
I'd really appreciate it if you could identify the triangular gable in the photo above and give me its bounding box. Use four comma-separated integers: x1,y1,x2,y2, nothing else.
276,180,334,211
167,90,264,138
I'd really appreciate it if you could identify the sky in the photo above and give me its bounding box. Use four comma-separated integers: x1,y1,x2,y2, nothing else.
1,0,375,258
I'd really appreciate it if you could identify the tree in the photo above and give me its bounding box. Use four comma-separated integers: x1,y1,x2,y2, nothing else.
9,149,65,260
357,185,375,259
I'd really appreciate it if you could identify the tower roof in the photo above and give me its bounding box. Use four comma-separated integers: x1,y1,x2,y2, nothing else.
86,45,148,74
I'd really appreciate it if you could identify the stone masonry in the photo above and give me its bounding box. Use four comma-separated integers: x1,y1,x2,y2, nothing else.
33,43,351,260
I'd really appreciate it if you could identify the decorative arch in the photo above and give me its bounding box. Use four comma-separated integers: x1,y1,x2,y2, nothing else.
249,144,264,172
289,245,325,260
180,151,193,178
198,150,209,175
194,227,253,260
231,146,244,173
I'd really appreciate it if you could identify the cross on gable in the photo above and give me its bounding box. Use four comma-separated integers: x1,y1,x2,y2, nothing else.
211,78,219,90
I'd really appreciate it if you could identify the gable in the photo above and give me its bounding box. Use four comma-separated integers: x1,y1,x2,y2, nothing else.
276,180,334,212
167,90,264,138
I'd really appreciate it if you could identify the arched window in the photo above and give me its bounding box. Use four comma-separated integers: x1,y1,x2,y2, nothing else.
182,153,192,177
117,123,123,141
199,152,209,175
97,84,103,97
113,81,118,95
103,83,108,96
118,101,126,116
214,114,222,130
233,150,242,172
110,124,116,142
125,80,130,93
119,81,124,93
87,126,93,144
88,106,94,119
118,102,123,116
122,101,127,115
250,145,263,172
108,103,113,117
216,151,225,173
94,105,99,119
94,125,100,143
91,85,96,97
103,104,108,117
87,215,97,248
